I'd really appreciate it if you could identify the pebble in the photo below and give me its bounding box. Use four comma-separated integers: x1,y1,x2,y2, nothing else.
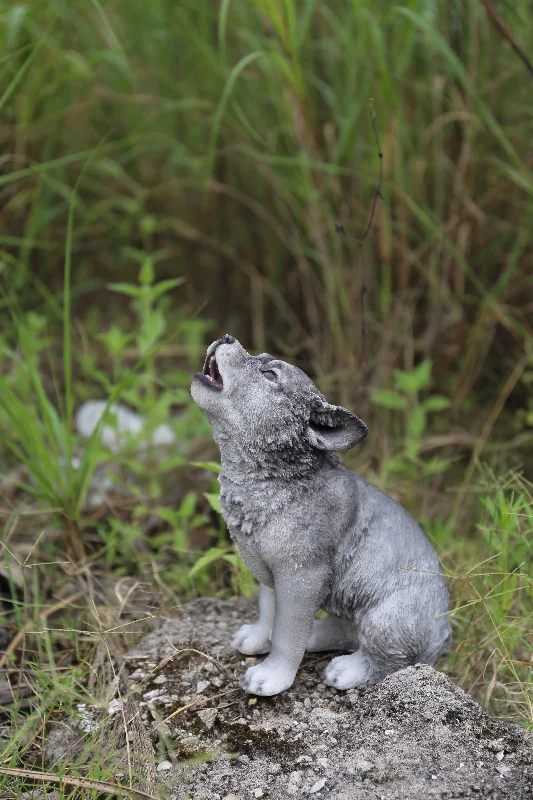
153,674,168,685
496,751,505,761
107,699,123,715
143,689,161,701
496,764,511,776
178,735,203,757
196,679,211,694
309,776,327,794
197,708,218,730
355,758,374,776
157,760,172,772
253,790,264,798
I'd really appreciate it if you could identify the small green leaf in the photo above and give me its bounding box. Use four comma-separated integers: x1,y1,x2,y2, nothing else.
204,492,221,513
192,461,221,473
407,406,427,439
394,361,432,395
154,506,179,525
423,395,451,412
149,277,185,300
139,259,155,285
189,547,228,577
421,456,459,475
405,439,421,461
107,282,143,298
179,491,197,518
370,389,407,410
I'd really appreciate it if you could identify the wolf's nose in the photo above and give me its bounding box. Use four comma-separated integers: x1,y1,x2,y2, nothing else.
220,334,235,344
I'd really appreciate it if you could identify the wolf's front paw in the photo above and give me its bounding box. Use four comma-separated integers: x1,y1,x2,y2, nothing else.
231,624,271,655
240,660,295,696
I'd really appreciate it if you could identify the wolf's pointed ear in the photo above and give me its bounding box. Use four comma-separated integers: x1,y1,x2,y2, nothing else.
306,399,368,452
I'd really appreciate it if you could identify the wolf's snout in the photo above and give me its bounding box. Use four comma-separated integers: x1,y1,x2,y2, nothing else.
194,334,239,394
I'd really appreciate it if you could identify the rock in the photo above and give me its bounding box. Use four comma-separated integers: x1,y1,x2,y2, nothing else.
178,735,204,757
157,760,172,772
309,776,327,793
76,400,175,454
55,596,533,800
197,708,218,730
107,698,123,715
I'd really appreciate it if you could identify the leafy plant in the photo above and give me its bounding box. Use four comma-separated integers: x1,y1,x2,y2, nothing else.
370,361,454,476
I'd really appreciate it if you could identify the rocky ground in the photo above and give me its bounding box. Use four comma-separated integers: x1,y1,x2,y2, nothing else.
48,597,533,800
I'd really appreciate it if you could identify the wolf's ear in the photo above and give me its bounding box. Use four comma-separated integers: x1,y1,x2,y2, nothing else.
306,399,368,452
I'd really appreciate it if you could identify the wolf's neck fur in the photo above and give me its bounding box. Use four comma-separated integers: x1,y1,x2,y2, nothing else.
212,422,328,483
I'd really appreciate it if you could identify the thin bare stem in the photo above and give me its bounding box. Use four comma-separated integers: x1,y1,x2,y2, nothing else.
336,105,383,391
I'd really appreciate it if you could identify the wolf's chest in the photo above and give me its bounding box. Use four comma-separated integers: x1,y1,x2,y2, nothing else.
219,486,266,537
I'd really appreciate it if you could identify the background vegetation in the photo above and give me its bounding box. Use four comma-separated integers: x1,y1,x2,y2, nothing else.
0,0,531,796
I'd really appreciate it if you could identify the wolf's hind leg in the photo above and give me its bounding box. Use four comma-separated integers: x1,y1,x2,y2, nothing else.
306,615,359,652
323,649,386,689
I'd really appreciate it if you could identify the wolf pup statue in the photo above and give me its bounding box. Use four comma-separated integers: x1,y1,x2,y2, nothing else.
191,335,452,696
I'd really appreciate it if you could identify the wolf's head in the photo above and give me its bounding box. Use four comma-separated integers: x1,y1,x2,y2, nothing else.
191,335,367,476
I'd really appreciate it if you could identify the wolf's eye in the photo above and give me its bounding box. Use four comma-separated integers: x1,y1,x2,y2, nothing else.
262,370,277,382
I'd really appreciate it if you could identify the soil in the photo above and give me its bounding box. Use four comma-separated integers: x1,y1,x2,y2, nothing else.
51,597,533,799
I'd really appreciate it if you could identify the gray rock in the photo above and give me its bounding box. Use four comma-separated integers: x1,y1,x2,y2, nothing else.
49,596,532,800
197,708,218,730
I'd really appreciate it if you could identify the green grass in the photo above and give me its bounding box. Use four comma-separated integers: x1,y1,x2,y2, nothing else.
0,0,532,795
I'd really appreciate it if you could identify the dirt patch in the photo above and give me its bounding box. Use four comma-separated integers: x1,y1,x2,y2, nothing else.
49,597,533,799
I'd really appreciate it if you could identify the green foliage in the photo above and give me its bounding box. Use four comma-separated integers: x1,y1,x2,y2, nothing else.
370,361,454,477
439,471,533,726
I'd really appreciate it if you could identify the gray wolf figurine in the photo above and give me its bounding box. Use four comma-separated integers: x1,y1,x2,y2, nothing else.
191,335,452,696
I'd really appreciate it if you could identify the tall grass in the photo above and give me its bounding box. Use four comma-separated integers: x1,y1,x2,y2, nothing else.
0,1,531,388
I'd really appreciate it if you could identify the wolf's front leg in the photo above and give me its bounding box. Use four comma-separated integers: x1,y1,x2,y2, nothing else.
231,583,274,655
240,567,328,696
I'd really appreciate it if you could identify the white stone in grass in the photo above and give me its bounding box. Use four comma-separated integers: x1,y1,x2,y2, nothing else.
107,698,123,715
76,400,175,453
157,760,173,772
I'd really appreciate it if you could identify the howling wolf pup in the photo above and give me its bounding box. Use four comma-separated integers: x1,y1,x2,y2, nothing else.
191,335,452,696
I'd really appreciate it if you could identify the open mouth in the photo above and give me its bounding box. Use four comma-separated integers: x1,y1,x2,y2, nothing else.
198,355,224,391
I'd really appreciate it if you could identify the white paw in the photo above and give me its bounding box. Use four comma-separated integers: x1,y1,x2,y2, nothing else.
323,652,370,690
231,623,271,655
240,660,295,696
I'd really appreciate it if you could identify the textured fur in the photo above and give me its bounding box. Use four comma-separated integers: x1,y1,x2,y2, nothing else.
191,336,452,696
